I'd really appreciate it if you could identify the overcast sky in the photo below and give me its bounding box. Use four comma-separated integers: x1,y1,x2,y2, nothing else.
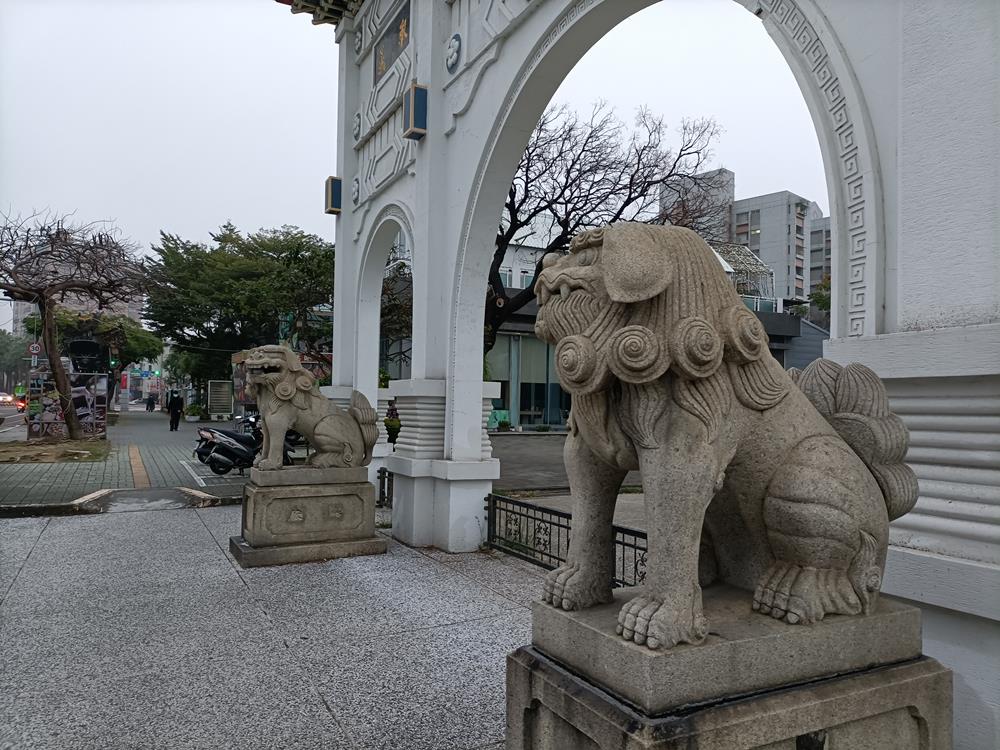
0,0,826,330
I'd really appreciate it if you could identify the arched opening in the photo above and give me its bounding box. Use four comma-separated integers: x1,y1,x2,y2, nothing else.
353,205,414,405
449,0,883,446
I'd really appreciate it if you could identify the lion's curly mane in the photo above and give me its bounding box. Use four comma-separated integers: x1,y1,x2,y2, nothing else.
536,224,790,446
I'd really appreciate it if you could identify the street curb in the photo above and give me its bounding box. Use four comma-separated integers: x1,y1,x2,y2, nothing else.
0,488,243,518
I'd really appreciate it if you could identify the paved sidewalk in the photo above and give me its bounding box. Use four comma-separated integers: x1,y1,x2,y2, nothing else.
0,505,538,749
0,413,642,510
0,411,248,508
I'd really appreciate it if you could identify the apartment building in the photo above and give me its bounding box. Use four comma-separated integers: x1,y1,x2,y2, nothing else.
10,300,34,335
659,171,831,301
497,242,547,291
730,191,823,300
808,216,832,290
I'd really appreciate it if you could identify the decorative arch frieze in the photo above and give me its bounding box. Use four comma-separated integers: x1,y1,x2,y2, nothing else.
747,0,883,337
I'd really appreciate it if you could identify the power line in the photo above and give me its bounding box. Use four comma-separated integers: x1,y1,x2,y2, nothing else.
168,342,244,354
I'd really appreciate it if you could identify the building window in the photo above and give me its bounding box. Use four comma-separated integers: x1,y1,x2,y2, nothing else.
499,269,512,287
519,270,532,288
736,211,749,224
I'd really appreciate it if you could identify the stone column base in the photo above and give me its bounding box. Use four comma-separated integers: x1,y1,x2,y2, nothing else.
386,455,499,552
506,647,952,749
229,466,387,568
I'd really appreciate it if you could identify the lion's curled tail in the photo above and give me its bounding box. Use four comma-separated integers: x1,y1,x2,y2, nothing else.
348,390,379,464
789,359,918,520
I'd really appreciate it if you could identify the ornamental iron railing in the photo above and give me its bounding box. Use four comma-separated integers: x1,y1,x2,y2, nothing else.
376,467,394,508
485,493,647,588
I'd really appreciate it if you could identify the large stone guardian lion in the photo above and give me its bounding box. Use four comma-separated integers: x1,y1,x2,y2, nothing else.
534,224,918,650
245,345,378,470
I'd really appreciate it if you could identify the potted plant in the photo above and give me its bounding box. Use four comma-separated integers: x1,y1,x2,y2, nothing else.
384,401,401,444
497,419,511,432
184,403,206,422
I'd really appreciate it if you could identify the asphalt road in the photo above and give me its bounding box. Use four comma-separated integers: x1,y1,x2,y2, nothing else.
0,405,23,442
492,432,642,490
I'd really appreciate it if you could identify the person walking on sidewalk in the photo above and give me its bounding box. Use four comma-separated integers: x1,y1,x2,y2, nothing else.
167,391,184,431
146,394,156,412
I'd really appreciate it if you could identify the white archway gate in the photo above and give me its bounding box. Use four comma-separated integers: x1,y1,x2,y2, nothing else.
282,3,1000,742
320,0,888,552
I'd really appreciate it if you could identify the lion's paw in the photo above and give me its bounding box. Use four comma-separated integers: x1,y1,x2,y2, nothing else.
542,563,611,611
753,562,861,625
255,458,283,471
616,594,708,650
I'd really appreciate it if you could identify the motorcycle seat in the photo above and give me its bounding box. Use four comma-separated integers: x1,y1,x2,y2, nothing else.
214,429,257,447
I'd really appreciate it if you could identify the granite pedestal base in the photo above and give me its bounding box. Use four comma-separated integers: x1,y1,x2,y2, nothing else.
229,467,387,568
506,647,951,750
507,585,952,749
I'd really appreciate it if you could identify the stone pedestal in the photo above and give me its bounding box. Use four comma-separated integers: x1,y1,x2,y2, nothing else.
507,585,952,749
229,467,387,568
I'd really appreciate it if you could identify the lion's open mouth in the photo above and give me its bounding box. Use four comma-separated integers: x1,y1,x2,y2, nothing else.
536,276,589,306
246,364,283,376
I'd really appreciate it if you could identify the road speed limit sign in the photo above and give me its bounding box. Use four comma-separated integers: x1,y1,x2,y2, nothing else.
27,342,41,355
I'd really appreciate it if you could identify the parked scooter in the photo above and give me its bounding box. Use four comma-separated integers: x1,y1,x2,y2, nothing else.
193,414,293,475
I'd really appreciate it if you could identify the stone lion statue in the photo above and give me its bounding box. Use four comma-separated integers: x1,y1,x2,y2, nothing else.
245,345,378,471
534,224,918,650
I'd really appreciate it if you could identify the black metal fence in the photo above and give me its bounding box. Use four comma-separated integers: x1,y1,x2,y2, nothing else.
485,494,647,587
376,467,394,508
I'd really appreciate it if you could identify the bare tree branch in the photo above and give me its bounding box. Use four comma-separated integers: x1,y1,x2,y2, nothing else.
484,104,727,352
0,211,143,438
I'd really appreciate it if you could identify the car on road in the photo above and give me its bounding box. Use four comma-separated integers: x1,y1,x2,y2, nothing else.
0,392,13,404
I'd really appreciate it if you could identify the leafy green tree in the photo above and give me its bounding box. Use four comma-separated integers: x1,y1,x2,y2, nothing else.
146,223,413,387
161,349,201,388
144,224,335,385
24,309,163,397
809,274,831,312
0,330,32,392
806,273,832,329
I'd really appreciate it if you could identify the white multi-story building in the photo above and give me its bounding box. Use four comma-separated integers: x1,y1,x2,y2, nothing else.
808,216,832,292
660,172,831,301
497,242,546,291
731,191,823,301
10,299,34,335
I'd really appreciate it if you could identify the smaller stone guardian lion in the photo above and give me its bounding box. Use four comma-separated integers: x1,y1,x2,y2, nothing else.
534,224,918,650
245,345,378,471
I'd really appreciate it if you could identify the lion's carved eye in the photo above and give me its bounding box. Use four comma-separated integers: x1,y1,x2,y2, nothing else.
577,249,597,267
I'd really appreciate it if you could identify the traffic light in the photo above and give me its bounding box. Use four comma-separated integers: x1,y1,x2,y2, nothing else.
153,370,161,377
110,357,119,367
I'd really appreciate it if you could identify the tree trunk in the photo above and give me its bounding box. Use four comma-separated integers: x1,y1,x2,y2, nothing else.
39,298,85,440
